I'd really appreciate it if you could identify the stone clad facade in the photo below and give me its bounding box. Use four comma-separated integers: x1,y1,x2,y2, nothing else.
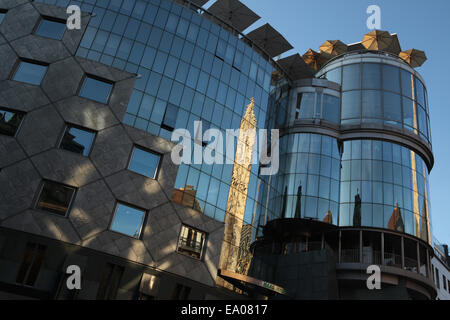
0,0,233,300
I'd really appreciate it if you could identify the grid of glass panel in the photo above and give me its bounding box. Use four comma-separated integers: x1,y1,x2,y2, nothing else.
339,139,431,242
35,0,274,240
264,133,341,224
323,62,431,144
295,92,340,124
35,18,67,40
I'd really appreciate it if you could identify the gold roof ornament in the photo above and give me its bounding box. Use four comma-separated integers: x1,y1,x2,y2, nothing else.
302,49,328,72
319,40,347,56
399,49,427,68
361,30,393,51
385,34,402,55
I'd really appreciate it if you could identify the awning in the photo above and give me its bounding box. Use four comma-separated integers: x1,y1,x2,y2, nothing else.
208,0,260,32
217,269,291,297
276,53,314,80
246,23,293,58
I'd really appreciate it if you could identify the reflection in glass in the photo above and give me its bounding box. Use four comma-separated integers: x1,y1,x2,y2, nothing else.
177,225,206,259
0,108,24,136
36,181,76,215
342,64,360,91
59,126,95,156
128,146,160,179
35,18,66,40
110,203,146,238
80,77,113,103
341,91,361,119
362,90,382,118
362,63,381,89
13,61,47,85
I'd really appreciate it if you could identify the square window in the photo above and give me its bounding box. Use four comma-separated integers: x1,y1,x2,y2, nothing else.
128,146,161,179
59,125,95,156
36,180,76,216
177,225,206,259
79,76,113,104
0,10,6,24
13,61,48,85
110,203,146,239
0,107,25,137
35,17,66,40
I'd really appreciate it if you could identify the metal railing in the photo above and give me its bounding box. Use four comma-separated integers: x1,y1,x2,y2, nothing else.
341,249,360,263
178,237,203,254
383,252,402,268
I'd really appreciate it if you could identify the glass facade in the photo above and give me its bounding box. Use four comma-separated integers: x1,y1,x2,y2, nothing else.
34,0,275,244
321,60,431,145
260,134,340,225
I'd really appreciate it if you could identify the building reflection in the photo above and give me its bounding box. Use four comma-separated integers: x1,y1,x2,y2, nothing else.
171,185,203,213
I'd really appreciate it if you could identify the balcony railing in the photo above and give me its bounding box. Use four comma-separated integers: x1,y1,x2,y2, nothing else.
341,249,360,263
384,252,402,268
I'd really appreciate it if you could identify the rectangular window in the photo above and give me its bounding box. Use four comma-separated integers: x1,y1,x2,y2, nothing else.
322,94,340,124
128,146,161,179
59,125,95,156
0,9,7,24
13,61,48,85
435,268,440,289
36,180,76,216
110,202,146,239
0,107,25,137
96,263,124,300
444,275,447,291
79,76,113,104
177,225,206,259
35,17,66,40
16,242,47,287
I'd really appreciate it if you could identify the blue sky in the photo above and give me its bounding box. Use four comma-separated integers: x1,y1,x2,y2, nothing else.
205,0,450,244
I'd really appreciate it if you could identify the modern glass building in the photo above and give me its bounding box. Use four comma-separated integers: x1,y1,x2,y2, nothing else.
0,0,442,300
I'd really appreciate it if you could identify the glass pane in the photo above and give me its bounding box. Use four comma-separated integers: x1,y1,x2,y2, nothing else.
36,181,75,215
60,126,95,156
341,91,361,119
322,94,339,123
342,64,360,91
402,97,416,128
362,90,382,118
0,108,24,136
177,225,205,259
415,77,426,107
362,63,381,89
128,147,160,179
382,65,400,93
298,93,315,119
400,69,414,99
80,77,113,104
35,19,66,40
0,12,5,24
383,92,402,124
326,67,341,84
13,61,47,85
111,203,146,238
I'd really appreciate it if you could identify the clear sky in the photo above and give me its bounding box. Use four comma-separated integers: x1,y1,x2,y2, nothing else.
205,0,450,245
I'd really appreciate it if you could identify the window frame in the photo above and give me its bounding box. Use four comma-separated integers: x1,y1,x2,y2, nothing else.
109,201,147,240
34,180,77,217
15,242,47,287
11,59,49,86
127,145,162,180
78,74,114,104
0,106,25,137
34,15,67,40
0,9,7,24
176,224,207,260
57,123,97,157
